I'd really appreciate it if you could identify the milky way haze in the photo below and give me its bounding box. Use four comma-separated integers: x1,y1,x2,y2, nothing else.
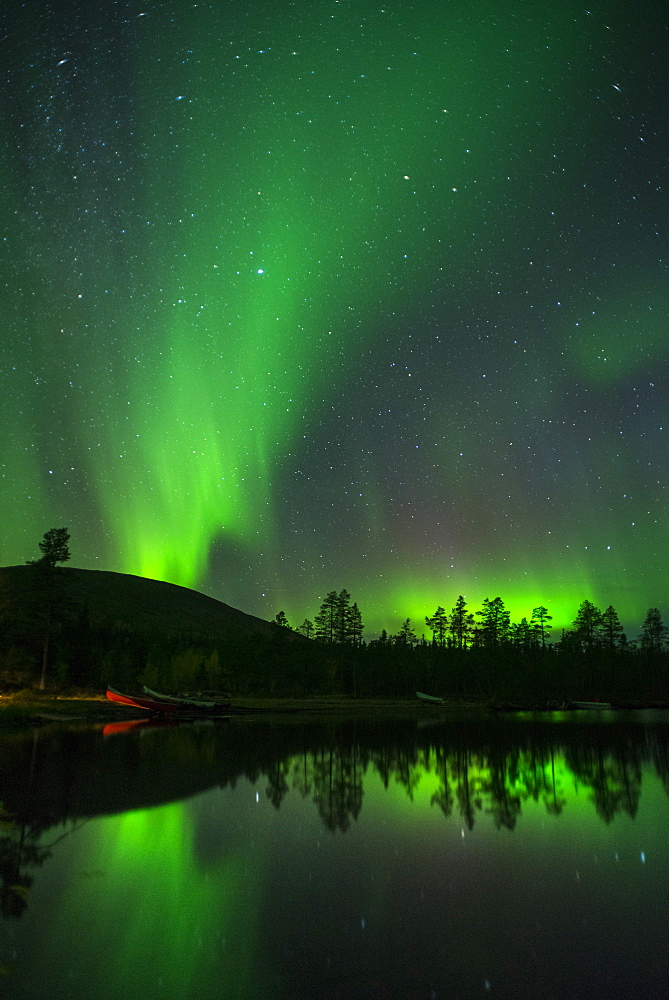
2,1,667,634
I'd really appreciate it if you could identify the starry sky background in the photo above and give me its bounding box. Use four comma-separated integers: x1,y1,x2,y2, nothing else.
2,0,667,636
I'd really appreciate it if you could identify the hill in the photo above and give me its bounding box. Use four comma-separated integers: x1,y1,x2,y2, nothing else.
0,564,279,642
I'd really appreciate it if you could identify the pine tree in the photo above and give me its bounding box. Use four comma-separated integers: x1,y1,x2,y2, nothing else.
531,606,553,648
449,595,473,649
476,597,510,649
29,527,71,568
425,606,449,646
26,528,72,689
599,605,625,652
273,611,290,628
348,602,364,646
298,619,315,639
334,589,352,644
394,618,418,646
639,608,667,653
313,589,358,644
572,600,602,652
314,591,339,643
510,617,533,652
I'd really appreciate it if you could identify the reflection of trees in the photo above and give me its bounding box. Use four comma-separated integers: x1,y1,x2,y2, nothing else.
453,749,482,830
362,728,654,833
566,744,642,823
485,749,522,830
290,750,314,799
312,746,364,832
0,813,89,919
0,813,52,918
393,746,423,801
371,745,394,790
430,748,454,819
248,725,658,834
265,760,290,809
1,718,667,917
540,747,567,816
649,731,669,797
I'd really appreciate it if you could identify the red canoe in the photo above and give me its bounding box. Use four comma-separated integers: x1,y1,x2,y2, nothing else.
105,685,216,715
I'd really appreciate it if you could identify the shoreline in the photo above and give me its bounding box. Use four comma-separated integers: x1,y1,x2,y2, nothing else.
1,692,667,727
0,691,476,725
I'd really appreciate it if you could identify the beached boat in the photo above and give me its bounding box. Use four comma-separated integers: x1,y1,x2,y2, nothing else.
106,685,216,715
143,685,232,709
568,700,612,710
416,691,445,705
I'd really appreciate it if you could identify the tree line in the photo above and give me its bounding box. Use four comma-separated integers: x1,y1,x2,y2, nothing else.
3,530,667,704
273,590,667,656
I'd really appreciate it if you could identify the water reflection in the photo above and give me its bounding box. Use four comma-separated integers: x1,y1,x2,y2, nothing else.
1,713,668,916
2,715,669,1000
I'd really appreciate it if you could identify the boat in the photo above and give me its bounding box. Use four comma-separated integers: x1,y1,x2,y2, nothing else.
143,685,232,709
106,685,217,715
416,691,445,705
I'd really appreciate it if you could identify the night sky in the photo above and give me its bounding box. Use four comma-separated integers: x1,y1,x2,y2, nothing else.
2,0,667,635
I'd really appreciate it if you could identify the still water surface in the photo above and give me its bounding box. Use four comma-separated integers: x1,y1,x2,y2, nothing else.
1,712,668,999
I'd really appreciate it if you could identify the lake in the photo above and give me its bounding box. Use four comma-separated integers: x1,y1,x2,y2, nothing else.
1,710,668,999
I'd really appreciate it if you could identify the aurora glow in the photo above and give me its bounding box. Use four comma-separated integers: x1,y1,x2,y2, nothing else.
2,0,667,634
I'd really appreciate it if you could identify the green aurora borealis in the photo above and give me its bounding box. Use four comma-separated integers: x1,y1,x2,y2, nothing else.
2,0,667,633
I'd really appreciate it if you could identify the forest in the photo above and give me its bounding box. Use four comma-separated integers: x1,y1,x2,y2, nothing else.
1,530,667,705
265,587,668,705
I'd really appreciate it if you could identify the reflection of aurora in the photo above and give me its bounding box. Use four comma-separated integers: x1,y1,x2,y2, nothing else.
1,718,667,877
1,800,275,999
0,737,646,915
3,720,668,832
2,720,669,1000
52,806,270,1000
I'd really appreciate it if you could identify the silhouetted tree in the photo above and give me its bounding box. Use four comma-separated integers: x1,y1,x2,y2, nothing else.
30,527,71,568
313,590,362,646
531,606,553,648
348,602,364,646
394,618,418,647
639,608,667,654
26,528,72,689
334,589,352,644
371,629,389,647
273,611,290,628
572,600,602,652
510,617,533,652
425,606,449,646
314,591,339,643
600,605,625,652
449,595,474,649
476,597,510,649
298,619,314,639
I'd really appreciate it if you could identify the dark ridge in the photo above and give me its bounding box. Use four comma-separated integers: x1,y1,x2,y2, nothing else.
0,564,282,641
